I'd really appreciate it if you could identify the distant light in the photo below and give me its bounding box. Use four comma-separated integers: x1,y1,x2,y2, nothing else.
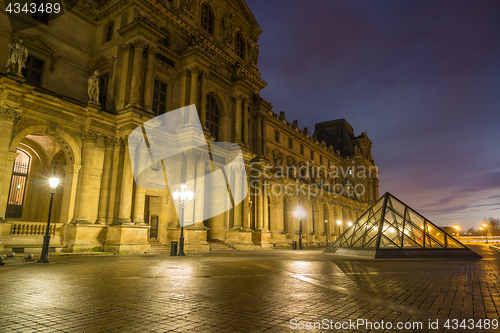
336,220,342,225
347,222,352,227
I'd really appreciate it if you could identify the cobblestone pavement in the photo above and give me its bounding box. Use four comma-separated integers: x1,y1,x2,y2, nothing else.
0,245,499,333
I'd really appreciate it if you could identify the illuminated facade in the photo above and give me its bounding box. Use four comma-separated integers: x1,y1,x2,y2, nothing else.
0,0,378,253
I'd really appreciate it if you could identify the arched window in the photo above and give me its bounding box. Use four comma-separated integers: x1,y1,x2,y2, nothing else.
235,32,245,59
206,95,220,140
6,149,31,218
201,3,214,35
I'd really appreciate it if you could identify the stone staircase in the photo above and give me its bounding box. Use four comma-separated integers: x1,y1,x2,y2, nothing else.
208,239,238,251
146,238,170,254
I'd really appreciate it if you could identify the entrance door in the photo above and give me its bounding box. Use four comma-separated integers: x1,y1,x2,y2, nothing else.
150,215,159,239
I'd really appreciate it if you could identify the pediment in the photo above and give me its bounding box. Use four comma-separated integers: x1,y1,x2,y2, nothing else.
14,34,61,58
90,56,116,77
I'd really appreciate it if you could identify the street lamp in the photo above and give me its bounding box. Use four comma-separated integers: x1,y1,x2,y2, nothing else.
172,183,194,256
294,206,306,250
324,219,328,246
453,225,460,239
38,177,59,263
479,227,484,243
336,220,342,238
482,223,489,244
348,221,353,227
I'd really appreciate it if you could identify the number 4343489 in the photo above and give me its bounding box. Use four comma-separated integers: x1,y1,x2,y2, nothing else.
6,2,61,14
444,319,498,330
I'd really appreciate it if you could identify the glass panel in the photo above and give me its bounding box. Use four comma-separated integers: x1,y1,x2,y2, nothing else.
388,195,406,216
381,219,401,247
447,236,465,249
426,223,445,247
365,236,377,248
402,221,424,248
379,234,398,248
407,210,425,230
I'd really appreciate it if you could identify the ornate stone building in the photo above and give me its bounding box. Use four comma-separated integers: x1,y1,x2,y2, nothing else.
0,0,378,253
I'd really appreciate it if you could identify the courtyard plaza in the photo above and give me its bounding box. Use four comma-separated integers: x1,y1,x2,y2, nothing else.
0,245,499,333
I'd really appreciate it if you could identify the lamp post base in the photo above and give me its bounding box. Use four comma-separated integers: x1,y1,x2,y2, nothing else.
37,235,51,263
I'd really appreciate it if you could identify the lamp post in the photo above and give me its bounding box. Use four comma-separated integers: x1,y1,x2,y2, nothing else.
336,220,342,239
38,177,59,263
482,223,489,244
172,183,194,256
324,219,328,246
479,227,484,243
294,206,306,250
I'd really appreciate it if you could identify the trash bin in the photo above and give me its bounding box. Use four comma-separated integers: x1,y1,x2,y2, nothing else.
292,241,297,250
170,241,178,256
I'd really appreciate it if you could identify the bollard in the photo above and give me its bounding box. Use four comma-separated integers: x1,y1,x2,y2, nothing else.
6,251,16,260
0,255,4,266
170,241,178,256
24,253,34,262
292,241,297,250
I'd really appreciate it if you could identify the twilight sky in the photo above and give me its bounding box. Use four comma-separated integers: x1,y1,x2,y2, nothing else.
246,0,500,230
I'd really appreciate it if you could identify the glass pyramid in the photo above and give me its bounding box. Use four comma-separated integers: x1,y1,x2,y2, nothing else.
326,193,481,258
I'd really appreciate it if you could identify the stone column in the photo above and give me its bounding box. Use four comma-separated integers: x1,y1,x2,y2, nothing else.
256,177,263,230
143,46,156,112
194,152,207,227
117,44,133,108
96,136,117,224
179,70,188,108
263,183,269,231
242,98,248,145
219,112,228,142
234,96,243,143
261,114,267,158
199,71,207,127
256,115,263,156
59,164,82,224
227,167,235,228
242,172,250,229
0,107,20,219
130,41,145,106
184,152,196,225
73,130,99,224
114,137,134,224
189,68,199,107
132,139,148,225
232,166,243,228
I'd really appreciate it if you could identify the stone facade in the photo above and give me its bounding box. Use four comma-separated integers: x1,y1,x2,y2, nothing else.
0,0,378,253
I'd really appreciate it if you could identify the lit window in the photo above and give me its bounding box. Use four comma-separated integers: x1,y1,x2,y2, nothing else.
6,149,31,218
206,95,220,140
153,79,168,115
201,3,214,35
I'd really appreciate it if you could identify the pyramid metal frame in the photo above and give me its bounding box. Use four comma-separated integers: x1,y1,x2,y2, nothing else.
325,192,481,259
